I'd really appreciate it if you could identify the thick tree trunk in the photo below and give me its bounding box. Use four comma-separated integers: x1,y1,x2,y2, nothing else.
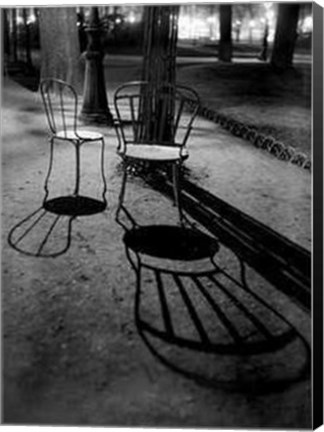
142,5,179,87
39,7,83,91
271,4,300,71
219,5,232,62
141,6,179,141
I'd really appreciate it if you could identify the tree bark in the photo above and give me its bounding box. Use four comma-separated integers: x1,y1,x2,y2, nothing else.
11,8,18,62
141,5,179,87
2,10,10,56
39,7,83,91
141,6,179,141
22,8,32,66
271,4,300,71
219,5,232,62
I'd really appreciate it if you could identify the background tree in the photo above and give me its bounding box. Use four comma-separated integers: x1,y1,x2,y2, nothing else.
2,9,10,58
232,4,245,42
11,8,18,62
39,7,82,91
232,3,262,43
22,8,32,67
219,5,232,62
77,7,87,53
271,3,301,71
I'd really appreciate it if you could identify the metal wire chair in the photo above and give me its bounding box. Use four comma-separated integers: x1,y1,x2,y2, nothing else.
113,81,200,224
40,78,107,213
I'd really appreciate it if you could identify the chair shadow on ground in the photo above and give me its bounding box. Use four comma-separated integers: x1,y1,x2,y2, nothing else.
7,196,107,258
8,140,107,258
8,206,74,258
149,172,311,311
117,179,311,394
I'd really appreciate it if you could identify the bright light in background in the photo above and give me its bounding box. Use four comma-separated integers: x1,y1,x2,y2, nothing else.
178,14,217,40
127,13,136,24
302,16,313,32
266,10,274,21
178,15,191,39
16,16,24,25
179,15,215,39
207,16,216,25
264,2,273,17
263,3,275,41
178,4,281,43
27,13,36,25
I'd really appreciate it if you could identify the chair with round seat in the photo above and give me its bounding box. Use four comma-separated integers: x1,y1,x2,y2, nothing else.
40,78,107,216
113,81,200,224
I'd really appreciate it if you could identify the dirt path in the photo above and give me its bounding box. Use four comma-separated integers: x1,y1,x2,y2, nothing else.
1,78,311,428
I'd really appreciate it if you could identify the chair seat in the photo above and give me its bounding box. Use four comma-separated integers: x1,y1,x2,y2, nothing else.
120,144,188,161
56,129,103,141
123,225,219,260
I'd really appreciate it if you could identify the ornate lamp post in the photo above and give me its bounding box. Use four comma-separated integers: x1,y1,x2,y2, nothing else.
80,7,113,125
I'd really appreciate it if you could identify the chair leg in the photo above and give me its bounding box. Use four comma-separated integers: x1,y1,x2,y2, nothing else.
116,161,128,221
43,137,55,204
172,162,183,224
100,138,108,204
74,143,81,196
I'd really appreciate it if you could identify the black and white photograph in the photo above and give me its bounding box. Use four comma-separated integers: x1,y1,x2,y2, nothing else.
1,1,323,429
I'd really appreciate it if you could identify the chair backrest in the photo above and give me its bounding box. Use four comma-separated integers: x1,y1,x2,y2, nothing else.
114,81,200,147
40,78,78,137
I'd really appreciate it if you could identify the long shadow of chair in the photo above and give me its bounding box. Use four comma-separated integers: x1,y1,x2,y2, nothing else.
146,172,311,312
8,206,74,258
7,78,108,257
118,206,310,394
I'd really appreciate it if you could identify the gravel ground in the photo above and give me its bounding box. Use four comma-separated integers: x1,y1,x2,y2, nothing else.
1,77,311,428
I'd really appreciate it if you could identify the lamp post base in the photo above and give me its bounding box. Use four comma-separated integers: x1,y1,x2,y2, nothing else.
79,7,114,127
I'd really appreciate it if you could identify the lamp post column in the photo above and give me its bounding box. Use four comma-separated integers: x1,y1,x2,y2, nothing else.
80,7,113,125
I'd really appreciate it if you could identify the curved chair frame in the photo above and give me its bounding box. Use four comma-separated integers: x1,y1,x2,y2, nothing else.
40,78,107,206
113,81,200,224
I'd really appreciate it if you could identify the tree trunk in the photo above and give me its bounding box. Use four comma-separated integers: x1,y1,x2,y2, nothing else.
219,5,232,62
141,6,179,141
39,7,83,91
142,5,179,87
22,8,32,66
11,8,18,62
271,4,300,71
2,9,10,56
